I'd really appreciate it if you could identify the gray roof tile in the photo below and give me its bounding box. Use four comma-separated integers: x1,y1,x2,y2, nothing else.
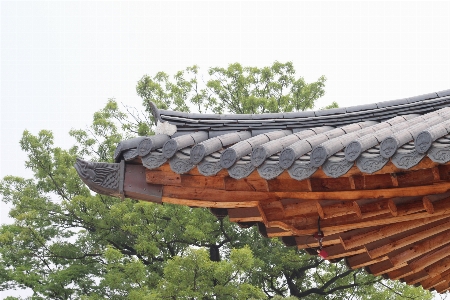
116,90,450,180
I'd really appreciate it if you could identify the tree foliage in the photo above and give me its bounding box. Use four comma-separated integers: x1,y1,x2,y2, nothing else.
136,62,326,115
0,62,432,299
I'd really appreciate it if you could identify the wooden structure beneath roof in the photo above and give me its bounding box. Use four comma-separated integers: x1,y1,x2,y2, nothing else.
76,89,450,293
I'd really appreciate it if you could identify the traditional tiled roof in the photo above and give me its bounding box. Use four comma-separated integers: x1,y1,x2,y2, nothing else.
115,90,450,181
76,89,450,293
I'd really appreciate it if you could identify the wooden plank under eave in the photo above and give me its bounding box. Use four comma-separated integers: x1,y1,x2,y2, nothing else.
346,253,388,269
162,197,259,208
309,177,353,192
389,229,450,267
424,256,450,278
353,199,390,218
228,207,263,223
434,281,450,293
403,270,429,285
163,182,450,204
340,215,450,250
316,201,359,219
294,209,450,236
409,244,450,273
370,261,408,277
146,169,226,189
265,226,291,237
387,198,425,217
421,275,447,290
295,235,342,249
322,243,366,260
180,174,225,190
146,169,181,185
267,178,311,192
387,246,450,281
421,268,450,289
224,177,269,192
352,174,396,190
366,217,450,259
281,199,318,217
274,181,450,200
163,186,277,202
423,195,450,214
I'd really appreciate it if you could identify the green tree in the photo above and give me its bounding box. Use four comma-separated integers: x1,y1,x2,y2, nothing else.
136,62,326,115
0,63,432,299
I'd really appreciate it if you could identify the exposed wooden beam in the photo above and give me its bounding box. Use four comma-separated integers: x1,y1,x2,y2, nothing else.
228,207,263,223
323,244,366,260
421,276,446,290
424,256,450,278
274,181,450,200
282,211,450,236
423,195,450,214
294,233,342,249
403,270,429,285
370,261,407,276
387,245,450,281
387,265,414,280
353,199,390,219
434,281,450,293
346,253,388,269
340,215,449,249
281,199,318,217
316,201,358,219
387,199,425,217
421,269,450,290
163,186,278,203
389,230,450,267
367,219,450,259
409,244,450,273
162,196,259,208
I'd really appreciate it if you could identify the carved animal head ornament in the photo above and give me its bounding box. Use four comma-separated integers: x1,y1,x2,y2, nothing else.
74,158,97,182
74,158,124,197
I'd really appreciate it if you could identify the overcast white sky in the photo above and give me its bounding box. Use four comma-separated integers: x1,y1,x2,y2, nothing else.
2,1,450,297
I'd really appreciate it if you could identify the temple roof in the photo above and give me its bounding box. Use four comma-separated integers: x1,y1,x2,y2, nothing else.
116,89,450,181
76,89,450,293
